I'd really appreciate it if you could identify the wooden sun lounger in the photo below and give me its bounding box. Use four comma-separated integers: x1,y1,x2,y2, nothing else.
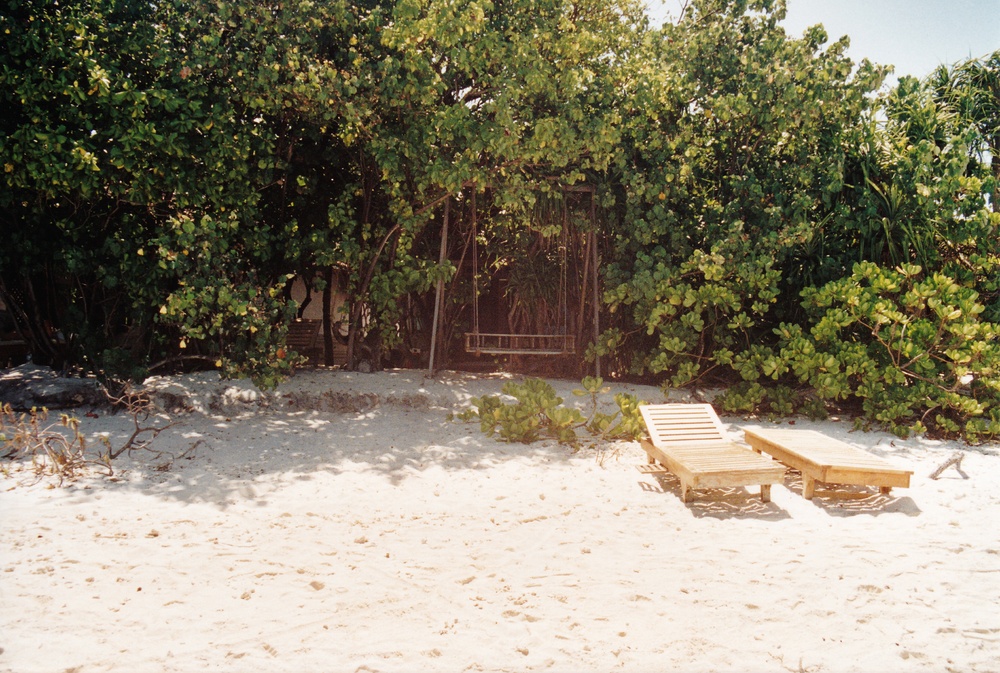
639,404,786,503
742,428,913,499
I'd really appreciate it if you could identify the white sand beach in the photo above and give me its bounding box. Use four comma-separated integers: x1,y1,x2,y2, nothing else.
2,369,999,672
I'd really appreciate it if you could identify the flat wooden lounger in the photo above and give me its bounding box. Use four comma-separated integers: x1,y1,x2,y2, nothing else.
742,428,913,499
639,404,786,503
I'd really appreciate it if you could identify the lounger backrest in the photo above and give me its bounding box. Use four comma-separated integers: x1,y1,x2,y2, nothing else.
640,403,731,447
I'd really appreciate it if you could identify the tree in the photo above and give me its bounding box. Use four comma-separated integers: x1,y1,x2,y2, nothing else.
937,50,1000,213
0,0,354,386
325,0,646,369
601,0,887,385
721,65,1000,438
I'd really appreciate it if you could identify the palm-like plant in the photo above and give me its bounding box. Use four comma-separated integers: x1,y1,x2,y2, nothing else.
932,50,1000,211
504,238,563,336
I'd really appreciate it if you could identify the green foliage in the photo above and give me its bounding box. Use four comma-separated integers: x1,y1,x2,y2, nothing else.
573,376,646,440
715,382,828,421
596,0,998,440
766,262,1000,439
716,382,768,414
2,0,998,446
152,215,300,389
457,377,646,447
463,378,583,445
0,0,355,384
93,346,150,386
845,77,994,274
932,50,1000,216
604,0,888,383
587,393,646,441
332,0,645,368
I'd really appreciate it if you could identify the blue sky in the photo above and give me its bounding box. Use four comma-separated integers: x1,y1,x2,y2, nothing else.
646,0,999,84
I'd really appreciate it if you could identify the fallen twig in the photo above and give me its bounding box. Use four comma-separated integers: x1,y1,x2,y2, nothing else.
929,452,967,480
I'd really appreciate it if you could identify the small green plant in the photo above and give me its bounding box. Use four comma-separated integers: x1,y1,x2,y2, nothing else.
574,376,646,441
459,378,582,445
456,377,646,448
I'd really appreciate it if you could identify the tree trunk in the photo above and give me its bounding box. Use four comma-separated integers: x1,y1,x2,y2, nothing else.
322,267,334,366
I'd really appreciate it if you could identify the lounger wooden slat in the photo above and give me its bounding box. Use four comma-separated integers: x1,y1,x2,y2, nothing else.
742,428,913,499
639,404,786,503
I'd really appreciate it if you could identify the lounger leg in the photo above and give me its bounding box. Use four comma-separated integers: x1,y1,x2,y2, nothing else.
760,484,771,503
803,476,816,500
681,483,692,503
880,486,891,495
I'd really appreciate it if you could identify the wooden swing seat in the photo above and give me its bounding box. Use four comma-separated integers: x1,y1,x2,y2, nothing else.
464,332,576,356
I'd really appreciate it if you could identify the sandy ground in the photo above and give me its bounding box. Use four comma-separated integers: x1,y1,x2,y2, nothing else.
2,369,999,673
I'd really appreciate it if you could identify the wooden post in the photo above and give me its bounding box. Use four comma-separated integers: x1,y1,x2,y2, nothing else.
803,476,816,500
428,199,450,375
590,213,600,379
322,267,334,366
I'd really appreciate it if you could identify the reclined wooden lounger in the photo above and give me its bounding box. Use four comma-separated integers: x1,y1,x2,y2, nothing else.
742,428,913,499
639,404,786,503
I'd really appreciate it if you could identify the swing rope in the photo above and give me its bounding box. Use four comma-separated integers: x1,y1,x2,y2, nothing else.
465,191,575,356
471,192,481,355
559,199,569,339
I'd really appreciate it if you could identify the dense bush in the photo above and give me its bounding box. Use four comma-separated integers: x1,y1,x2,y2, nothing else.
2,0,998,439
757,263,1000,439
604,0,888,385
